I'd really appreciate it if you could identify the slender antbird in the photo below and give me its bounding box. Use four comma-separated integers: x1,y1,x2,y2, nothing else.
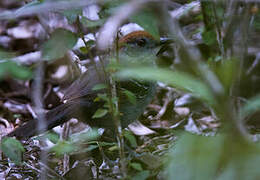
7,31,161,139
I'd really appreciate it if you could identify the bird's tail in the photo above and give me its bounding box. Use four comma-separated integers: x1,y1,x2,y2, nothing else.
7,100,86,139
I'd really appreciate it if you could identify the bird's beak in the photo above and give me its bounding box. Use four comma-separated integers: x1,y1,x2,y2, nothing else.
156,37,174,56
159,37,174,46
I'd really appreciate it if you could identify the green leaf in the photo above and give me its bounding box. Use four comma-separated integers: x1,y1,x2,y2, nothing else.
42,28,77,61
167,132,260,180
108,145,119,151
51,141,74,156
73,145,99,154
240,94,260,119
79,40,95,54
80,17,106,29
85,40,95,47
99,0,127,18
214,58,238,91
130,9,160,40
13,114,22,118
8,63,33,80
132,170,150,180
123,130,137,148
79,46,88,54
130,162,143,171
44,132,60,144
0,61,32,80
0,50,31,80
97,141,116,147
15,0,43,17
167,133,224,180
0,49,16,59
1,137,25,165
94,93,109,102
50,129,100,155
70,129,99,143
92,83,108,91
116,67,215,105
92,108,108,118
63,9,82,24
253,14,260,30
139,153,161,170
122,89,136,105
98,93,109,101
202,29,217,46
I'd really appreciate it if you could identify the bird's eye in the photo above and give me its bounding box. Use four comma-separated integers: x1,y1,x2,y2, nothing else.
136,38,146,47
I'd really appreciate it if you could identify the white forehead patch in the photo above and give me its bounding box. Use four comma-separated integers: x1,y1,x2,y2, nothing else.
120,23,144,37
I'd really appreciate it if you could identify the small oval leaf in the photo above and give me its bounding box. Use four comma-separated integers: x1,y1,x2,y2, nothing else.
92,108,108,118
42,28,77,61
1,137,25,165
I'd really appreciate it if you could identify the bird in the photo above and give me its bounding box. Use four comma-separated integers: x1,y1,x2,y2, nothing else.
7,30,160,139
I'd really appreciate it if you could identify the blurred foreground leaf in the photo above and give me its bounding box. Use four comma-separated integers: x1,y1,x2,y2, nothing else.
99,0,128,18
63,8,82,23
131,9,160,40
202,29,217,46
166,132,260,180
42,28,77,61
130,162,143,171
0,49,32,79
1,137,25,165
50,129,100,156
132,170,150,180
0,49,16,59
116,67,215,104
0,61,32,80
0,0,93,20
240,94,260,119
213,58,238,91
80,17,106,29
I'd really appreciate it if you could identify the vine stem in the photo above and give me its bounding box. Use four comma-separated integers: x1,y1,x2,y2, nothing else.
109,31,127,178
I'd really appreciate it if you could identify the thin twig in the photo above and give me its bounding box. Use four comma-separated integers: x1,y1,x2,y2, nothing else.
32,61,47,180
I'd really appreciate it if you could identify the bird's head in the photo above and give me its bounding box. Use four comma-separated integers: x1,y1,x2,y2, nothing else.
116,31,162,65
118,31,158,49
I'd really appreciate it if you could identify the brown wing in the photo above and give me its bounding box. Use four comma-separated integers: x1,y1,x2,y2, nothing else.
62,60,108,101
